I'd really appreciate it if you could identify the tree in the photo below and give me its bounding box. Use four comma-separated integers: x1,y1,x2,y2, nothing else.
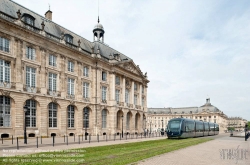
247,121,250,129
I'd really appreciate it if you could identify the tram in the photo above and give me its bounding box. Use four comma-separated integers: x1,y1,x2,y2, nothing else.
166,118,219,138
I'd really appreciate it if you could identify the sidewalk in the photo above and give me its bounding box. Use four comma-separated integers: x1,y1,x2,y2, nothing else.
136,134,250,165
0,134,167,156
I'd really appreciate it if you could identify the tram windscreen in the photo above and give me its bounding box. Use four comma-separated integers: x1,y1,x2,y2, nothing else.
168,120,181,131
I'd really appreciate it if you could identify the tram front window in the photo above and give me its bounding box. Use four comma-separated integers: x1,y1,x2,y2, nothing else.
168,120,181,132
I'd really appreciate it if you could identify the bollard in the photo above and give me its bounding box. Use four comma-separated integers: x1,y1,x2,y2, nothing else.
120,134,121,140
12,135,13,144
37,137,38,148
114,134,115,141
106,134,107,142
141,133,142,139
98,134,99,143
64,135,65,142
89,135,91,143
74,134,75,142
126,134,127,140
67,136,68,145
82,134,83,141
2,137,3,144
17,137,19,150
53,136,55,147
79,135,80,144
41,136,42,144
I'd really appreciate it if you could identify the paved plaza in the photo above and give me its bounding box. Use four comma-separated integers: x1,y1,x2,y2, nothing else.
1,133,249,165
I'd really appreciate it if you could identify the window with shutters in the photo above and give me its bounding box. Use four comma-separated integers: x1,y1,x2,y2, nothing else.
83,66,89,77
26,47,35,60
67,105,74,128
0,37,10,52
83,82,89,98
49,103,57,128
0,59,10,84
68,61,74,72
49,54,57,67
67,78,74,95
26,67,36,87
49,73,57,92
0,96,11,127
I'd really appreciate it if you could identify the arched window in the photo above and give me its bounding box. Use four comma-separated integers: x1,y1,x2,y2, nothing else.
126,113,130,129
49,103,57,127
64,34,73,43
102,109,107,128
68,105,74,128
25,100,36,127
0,96,11,127
83,107,89,128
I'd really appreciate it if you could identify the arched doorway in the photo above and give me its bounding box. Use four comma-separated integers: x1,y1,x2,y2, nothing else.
135,113,140,130
116,110,123,130
126,111,132,130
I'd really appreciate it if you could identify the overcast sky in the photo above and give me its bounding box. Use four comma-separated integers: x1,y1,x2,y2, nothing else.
13,0,250,121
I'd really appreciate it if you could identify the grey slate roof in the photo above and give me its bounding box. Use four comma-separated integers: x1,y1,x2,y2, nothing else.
0,0,131,61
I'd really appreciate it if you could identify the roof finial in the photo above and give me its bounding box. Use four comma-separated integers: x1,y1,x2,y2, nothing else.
98,16,100,23
49,3,50,10
98,0,100,23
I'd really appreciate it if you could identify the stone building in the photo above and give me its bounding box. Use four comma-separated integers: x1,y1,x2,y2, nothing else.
147,98,228,133
0,0,149,138
227,117,247,131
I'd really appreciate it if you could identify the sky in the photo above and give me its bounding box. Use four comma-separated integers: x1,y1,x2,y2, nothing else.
13,0,250,121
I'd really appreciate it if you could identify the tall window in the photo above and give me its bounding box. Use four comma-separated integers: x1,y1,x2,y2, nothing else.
134,94,137,105
0,60,10,83
49,73,57,92
126,113,130,129
25,100,36,127
0,96,11,127
115,89,120,102
0,37,10,52
67,78,74,95
142,97,145,107
83,107,89,128
102,109,107,128
135,113,139,129
83,66,89,77
102,71,107,81
115,76,120,85
67,105,74,128
26,67,36,87
83,82,89,98
102,86,107,101
125,89,129,104
134,83,137,91
49,103,57,127
26,47,35,60
24,16,34,26
68,61,74,72
142,86,144,94
49,54,57,67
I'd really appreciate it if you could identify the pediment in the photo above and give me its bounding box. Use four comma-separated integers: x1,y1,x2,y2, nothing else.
117,61,143,76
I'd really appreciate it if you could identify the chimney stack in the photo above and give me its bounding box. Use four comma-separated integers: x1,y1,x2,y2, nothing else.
45,10,52,20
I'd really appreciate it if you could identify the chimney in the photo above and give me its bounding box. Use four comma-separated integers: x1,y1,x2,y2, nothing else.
45,10,52,20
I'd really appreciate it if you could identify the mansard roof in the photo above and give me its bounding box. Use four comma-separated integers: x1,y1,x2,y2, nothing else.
0,0,132,62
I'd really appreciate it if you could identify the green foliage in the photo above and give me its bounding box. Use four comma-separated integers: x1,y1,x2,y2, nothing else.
228,127,235,131
247,121,250,129
0,138,212,165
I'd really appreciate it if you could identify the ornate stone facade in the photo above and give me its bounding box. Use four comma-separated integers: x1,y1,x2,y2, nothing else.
0,0,149,138
147,98,230,133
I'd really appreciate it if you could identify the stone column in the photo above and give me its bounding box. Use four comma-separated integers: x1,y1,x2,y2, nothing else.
122,77,125,103
131,81,134,106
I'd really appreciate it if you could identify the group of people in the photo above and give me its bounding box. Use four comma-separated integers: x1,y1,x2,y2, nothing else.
245,131,250,141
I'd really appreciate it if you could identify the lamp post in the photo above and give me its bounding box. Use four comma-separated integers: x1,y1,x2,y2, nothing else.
121,115,123,138
150,121,152,134
143,117,146,136
161,119,163,136
23,105,28,144
84,112,87,140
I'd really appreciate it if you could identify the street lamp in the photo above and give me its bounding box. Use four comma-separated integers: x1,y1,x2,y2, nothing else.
121,115,123,138
23,105,28,144
84,112,87,140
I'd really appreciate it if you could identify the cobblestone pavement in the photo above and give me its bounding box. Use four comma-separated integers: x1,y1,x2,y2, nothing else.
136,133,250,165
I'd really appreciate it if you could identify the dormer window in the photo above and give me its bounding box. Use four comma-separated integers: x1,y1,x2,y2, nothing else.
23,14,35,26
65,34,73,44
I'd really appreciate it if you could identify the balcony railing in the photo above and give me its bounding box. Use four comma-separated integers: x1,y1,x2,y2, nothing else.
0,81,15,89
66,94,75,99
135,105,141,109
47,90,61,97
101,100,107,104
23,85,41,93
